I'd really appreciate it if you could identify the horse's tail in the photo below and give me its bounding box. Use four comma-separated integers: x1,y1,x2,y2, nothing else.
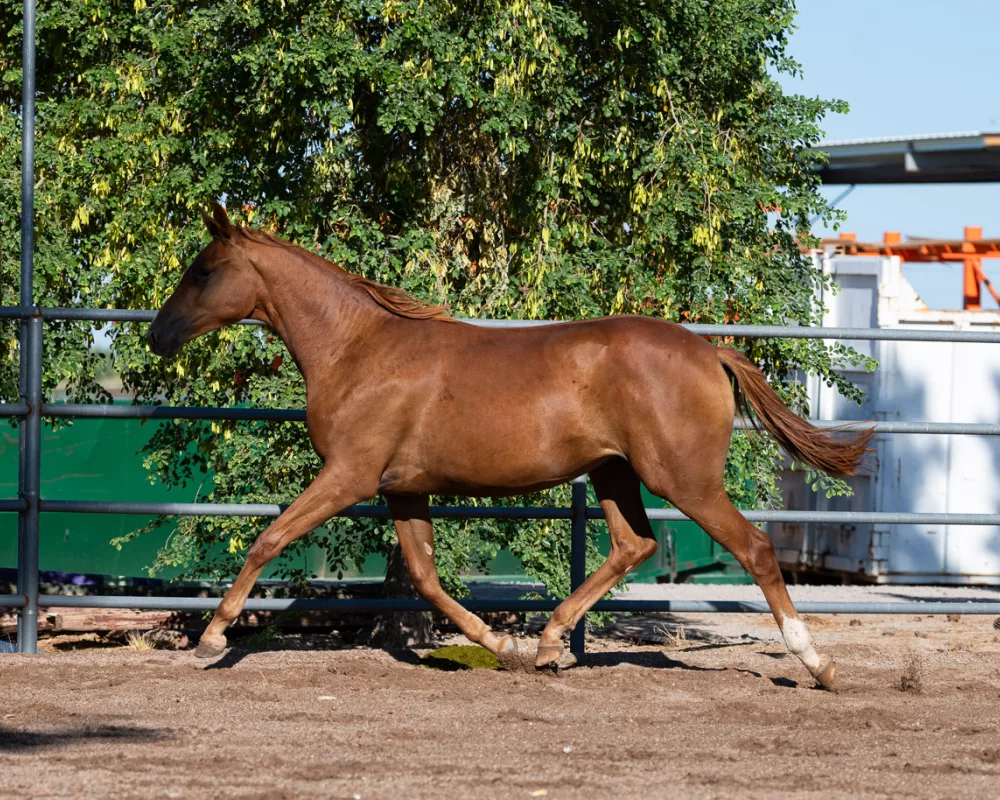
716,346,873,477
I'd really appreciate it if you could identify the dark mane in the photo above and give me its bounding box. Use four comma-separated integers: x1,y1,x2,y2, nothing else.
232,226,452,322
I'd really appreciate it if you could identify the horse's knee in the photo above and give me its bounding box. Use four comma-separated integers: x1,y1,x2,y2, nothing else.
248,531,283,566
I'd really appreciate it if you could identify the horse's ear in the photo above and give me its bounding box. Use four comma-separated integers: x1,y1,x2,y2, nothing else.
201,208,223,240
201,201,233,241
211,201,233,237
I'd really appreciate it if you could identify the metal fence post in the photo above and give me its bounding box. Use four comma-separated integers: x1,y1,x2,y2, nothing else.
16,0,39,654
16,317,41,654
569,476,588,655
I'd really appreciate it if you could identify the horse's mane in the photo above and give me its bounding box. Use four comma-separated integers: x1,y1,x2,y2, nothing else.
232,226,452,322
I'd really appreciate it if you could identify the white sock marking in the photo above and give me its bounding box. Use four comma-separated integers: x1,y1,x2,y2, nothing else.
781,615,822,674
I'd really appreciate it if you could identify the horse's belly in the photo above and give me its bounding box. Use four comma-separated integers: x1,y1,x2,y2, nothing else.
380,416,619,497
377,352,626,495
377,460,602,497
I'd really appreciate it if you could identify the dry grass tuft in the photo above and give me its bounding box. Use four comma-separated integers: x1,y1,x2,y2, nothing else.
124,631,155,652
897,653,923,694
653,623,688,650
664,625,688,650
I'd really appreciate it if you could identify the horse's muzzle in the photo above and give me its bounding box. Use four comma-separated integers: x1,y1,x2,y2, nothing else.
147,317,184,358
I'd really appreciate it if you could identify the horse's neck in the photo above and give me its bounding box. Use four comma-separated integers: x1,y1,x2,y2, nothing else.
250,246,380,386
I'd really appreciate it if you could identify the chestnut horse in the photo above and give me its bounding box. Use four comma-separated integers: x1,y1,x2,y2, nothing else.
148,204,872,688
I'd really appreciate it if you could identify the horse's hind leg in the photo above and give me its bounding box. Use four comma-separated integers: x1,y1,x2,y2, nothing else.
385,494,518,665
536,459,658,668
652,474,836,689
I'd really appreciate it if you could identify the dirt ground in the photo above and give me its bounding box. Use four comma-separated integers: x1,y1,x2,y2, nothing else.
3,613,1000,799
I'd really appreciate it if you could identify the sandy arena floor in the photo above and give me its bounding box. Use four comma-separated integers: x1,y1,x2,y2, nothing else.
3,604,1000,799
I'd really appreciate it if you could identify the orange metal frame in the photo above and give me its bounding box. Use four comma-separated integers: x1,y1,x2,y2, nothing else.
821,227,1000,310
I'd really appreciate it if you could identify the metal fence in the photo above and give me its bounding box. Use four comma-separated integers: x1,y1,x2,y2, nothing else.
5,0,1000,656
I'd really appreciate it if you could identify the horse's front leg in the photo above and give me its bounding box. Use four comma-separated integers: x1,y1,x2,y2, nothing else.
195,469,372,658
385,494,519,666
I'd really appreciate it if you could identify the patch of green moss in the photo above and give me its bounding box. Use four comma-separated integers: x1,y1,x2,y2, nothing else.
421,645,501,671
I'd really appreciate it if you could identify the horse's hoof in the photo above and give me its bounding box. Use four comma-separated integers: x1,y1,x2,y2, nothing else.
535,643,564,669
813,655,836,691
495,636,521,671
194,634,227,659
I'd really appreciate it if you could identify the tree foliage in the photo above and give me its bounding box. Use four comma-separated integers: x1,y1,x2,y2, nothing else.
0,0,870,594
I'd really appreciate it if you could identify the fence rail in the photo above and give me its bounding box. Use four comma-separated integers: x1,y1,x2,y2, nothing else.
5,500,1000,528
6,0,1000,656
5,304,1000,342
0,403,1000,436
4,402,1000,436
5,398,1000,447
2,594,1000,616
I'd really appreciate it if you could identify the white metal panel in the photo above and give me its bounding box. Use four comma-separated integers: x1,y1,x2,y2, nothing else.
876,337,953,577
774,252,1000,584
941,342,1000,579
823,257,880,361
811,256,879,577
771,254,881,578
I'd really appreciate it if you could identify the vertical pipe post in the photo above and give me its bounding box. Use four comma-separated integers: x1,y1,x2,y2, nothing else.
17,317,41,654
16,0,39,654
569,476,588,655
18,0,34,309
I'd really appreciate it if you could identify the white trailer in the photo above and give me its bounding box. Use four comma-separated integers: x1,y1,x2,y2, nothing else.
770,250,1000,584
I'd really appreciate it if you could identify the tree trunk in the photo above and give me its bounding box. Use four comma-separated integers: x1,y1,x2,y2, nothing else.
369,542,434,649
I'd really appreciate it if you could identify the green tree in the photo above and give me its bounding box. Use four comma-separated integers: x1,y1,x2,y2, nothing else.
0,1,869,599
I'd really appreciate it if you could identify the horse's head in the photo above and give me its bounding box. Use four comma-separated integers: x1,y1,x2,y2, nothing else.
147,203,263,357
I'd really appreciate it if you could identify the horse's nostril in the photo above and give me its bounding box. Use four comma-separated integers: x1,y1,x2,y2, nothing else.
147,326,169,354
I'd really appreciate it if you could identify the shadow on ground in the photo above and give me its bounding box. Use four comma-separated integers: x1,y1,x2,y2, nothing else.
0,724,166,753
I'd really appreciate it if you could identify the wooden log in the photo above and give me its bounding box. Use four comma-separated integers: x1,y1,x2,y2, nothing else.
46,608,176,633
1,616,53,635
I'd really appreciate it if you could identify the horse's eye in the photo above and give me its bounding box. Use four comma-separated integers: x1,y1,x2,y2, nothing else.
190,264,211,284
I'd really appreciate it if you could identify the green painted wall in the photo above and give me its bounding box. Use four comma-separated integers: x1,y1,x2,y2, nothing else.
0,417,179,577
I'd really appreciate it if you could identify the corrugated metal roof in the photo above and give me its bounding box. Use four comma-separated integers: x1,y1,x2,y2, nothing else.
819,131,995,148
810,131,1000,184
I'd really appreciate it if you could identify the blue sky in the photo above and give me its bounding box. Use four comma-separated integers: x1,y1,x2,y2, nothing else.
782,1,1000,309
